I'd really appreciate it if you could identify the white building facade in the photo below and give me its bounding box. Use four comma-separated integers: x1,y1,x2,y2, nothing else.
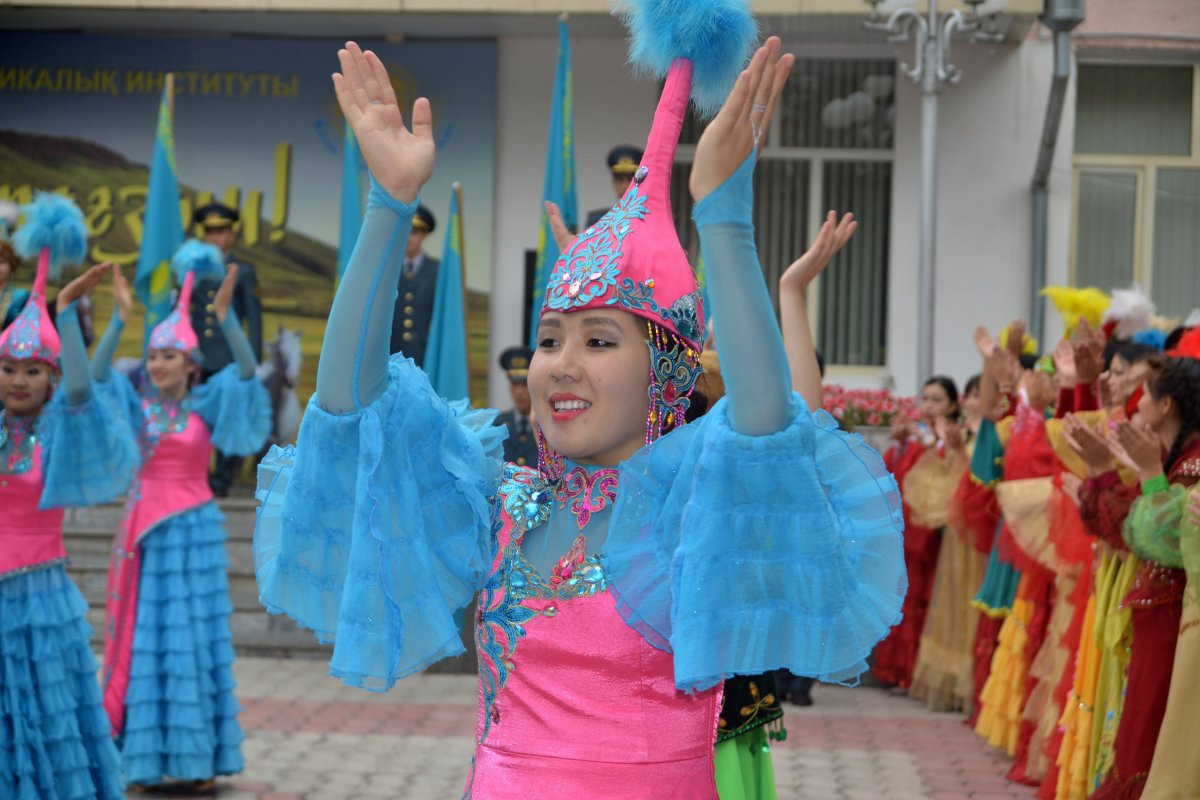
4,0,1195,405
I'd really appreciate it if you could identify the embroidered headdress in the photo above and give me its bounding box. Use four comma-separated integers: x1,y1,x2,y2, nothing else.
0,193,89,368
147,238,225,362
536,0,756,463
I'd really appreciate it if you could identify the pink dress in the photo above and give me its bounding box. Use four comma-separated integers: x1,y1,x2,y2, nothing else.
467,465,722,797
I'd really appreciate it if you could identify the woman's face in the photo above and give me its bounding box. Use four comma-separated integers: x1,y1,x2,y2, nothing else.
0,357,52,415
146,348,192,396
529,309,651,467
1135,380,1173,432
0,257,11,284
1104,355,1149,409
961,386,982,422
920,382,955,423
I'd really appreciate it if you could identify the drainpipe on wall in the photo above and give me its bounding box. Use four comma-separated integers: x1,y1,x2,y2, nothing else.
1030,0,1084,344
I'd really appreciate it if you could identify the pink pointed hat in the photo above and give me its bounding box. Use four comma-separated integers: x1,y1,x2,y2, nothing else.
0,250,62,366
148,238,225,362
1,192,90,367
538,0,758,351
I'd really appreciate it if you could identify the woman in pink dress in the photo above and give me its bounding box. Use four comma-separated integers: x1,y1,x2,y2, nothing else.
93,240,270,790
0,194,138,799
256,4,907,797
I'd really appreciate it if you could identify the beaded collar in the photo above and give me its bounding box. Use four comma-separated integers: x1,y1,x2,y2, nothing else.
0,411,38,474
552,462,619,530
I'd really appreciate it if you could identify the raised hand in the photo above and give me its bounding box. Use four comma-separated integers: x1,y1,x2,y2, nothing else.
1073,319,1104,384
1062,413,1113,476
544,201,575,252
56,262,112,313
986,346,1020,391
780,210,857,294
214,264,238,324
689,36,794,203
1004,320,1028,358
1053,339,1078,388
333,41,434,203
111,264,132,323
936,417,965,454
974,325,996,360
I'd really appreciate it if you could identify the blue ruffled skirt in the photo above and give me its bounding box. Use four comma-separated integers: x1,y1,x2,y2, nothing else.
119,503,244,785
0,565,124,800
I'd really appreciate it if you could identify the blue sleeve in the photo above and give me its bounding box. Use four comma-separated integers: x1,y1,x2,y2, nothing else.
189,363,271,456
219,310,258,379
253,176,508,691
37,370,140,510
90,309,123,382
253,355,507,691
692,153,791,437
55,303,91,407
317,178,413,414
603,396,906,690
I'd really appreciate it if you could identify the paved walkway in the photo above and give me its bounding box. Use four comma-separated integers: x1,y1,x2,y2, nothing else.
144,656,1037,799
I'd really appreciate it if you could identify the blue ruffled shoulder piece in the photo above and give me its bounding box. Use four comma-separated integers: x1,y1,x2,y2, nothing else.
254,353,507,691
91,369,144,435
190,363,272,456
37,387,140,509
603,393,906,691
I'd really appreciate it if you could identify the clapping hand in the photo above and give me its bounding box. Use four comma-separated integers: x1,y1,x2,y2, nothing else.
936,417,966,454
56,262,112,314
1073,319,1104,384
974,325,996,360
1061,413,1113,476
1053,339,1077,388
333,41,434,204
1109,420,1164,482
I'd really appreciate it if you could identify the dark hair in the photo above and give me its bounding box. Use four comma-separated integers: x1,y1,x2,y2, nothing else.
815,350,826,378
1146,357,1200,473
923,375,960,419
1018,353,1040,371
683,387,709,423
1103,338,1158,371
963,374,982,397
1164,326,1188,352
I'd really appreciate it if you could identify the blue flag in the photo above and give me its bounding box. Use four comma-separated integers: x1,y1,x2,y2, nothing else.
529,16,577,347
425,185,469,401
337,120,364,280
135,82,183,344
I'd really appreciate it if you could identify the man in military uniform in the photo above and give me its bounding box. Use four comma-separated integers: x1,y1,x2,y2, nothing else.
584,145,644,228
389,205,439,367
495,346,538,468
190,202,263,496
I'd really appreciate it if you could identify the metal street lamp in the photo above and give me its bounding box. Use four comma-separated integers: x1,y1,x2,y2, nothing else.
862,0,1006,387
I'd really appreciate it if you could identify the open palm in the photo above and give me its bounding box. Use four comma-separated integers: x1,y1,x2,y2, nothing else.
333,42,435,204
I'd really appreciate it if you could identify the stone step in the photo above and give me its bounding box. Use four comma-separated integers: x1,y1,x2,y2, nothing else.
63,498,259,539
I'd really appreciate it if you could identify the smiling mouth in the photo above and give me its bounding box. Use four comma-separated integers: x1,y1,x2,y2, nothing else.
549,397,592,421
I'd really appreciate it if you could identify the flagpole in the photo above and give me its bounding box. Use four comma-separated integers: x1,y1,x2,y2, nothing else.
453,181,468,367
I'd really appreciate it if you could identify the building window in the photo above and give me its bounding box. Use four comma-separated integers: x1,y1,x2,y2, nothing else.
670,58,895,366
1072,63,1200,319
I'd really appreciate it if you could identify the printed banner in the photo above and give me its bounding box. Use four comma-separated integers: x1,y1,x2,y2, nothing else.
0,32,497,405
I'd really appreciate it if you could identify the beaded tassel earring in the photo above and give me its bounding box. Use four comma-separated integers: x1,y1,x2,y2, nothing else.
644,321,702,444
